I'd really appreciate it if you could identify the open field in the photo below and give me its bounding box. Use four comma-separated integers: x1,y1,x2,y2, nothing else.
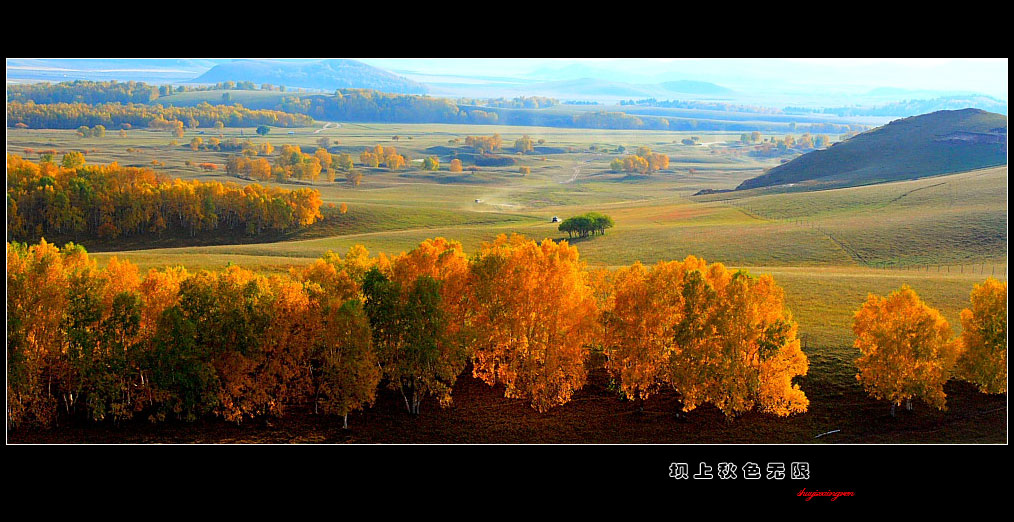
6,121,1008,444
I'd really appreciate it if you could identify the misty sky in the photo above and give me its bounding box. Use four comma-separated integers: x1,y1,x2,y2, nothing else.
357,58,1008,99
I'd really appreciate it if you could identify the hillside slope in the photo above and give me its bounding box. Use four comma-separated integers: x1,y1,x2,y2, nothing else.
737,109,1007,191
193,59,428,94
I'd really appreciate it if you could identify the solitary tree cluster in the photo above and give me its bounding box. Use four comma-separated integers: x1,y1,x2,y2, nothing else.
513,134,534,153
558,212,614,238
75,125,105,138
609,147,670,174
465,134,503,154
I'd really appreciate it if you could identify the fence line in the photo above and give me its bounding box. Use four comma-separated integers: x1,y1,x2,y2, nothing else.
720,201,1007,279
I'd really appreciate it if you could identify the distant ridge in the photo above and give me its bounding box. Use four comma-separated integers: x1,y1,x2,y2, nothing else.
658,80,733,95
737,108,1008,191
193,59,428,94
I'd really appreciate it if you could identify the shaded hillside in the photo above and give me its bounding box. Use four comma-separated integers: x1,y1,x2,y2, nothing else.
193,59,427,94
738,109,1007,191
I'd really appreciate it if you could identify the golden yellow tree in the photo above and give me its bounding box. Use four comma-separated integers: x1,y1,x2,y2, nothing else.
853,285,960,414
465,234,599,412
957,278,1007,394
603,257,808,417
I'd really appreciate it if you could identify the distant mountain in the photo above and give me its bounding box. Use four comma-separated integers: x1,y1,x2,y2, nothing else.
811,95,1008,117
193,59,427,94
516,78,653,97
658,80,733,95
737,109,1008,191
6,58,220,83
497,77,733,100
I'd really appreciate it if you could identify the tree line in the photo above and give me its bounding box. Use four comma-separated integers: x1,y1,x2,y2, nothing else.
6,80,295,106
6,155,323,242
8,234,1005,430
8,234,820,428
7,101,312,130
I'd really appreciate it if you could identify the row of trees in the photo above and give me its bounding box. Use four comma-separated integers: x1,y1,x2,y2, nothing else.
6,155,324,241
7,80,162,105
459,96,558,109
7,101,313,130
8,234,828,429
853,281,1007,414
6,80,287,106
558,212,615,238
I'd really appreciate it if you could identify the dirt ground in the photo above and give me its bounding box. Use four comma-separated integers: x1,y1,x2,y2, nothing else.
8,363,1007,444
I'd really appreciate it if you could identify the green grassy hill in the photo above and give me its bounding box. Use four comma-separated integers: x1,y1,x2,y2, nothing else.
737,109,1007,191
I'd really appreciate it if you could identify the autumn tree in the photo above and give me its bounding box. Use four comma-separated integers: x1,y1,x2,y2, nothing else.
957,278,1007,394
361,238,470,414
61,151,85,169
514,134,534,153
853,286,960,415
449,159,463,172
423,156,440,171
335,153,354,171
603,258,809,418
311,299,380,428
465,234,599,411
346,169,364,187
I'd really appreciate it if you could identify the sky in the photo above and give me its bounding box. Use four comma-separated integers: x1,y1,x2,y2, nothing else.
356,58,1008,99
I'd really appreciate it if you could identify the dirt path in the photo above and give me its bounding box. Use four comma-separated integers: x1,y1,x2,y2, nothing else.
314,122,339,134
560,160,592,184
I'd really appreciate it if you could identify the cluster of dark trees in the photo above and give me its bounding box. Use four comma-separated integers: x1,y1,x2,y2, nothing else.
558,212,615,238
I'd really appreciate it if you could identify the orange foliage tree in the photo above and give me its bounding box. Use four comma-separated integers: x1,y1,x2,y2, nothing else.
464,234,599,412
603,257,808,418
853,285,960,414
957,278,1007,394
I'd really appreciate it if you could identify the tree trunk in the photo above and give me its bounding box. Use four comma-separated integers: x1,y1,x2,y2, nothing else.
399,382,411,413
343,414,348,429
905,398,913,411
891,403,897,417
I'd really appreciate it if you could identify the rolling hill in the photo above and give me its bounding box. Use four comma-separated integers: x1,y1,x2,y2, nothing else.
193,59,428,94
737,108,1007,191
